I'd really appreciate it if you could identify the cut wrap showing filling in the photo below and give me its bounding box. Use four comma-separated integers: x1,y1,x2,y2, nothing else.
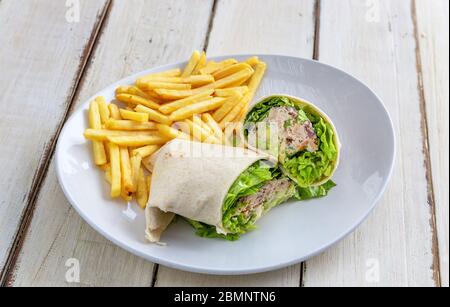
244,96,339,188
187,161,296,241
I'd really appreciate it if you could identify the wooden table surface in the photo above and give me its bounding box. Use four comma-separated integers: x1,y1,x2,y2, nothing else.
0,0,448,287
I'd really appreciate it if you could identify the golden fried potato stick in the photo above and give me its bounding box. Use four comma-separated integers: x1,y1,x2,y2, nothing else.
106,119,157,131
89,100,107,165
169,97,226,121
196,68,254,91
185,119,221,144
134,105,172,125
107,135,168,147
212,93,243,122
119,109,149,122
199,59,238,75
215,86,249,97
108,142,121,198
245,56,260,67
108,103,122,120
95,96,110,125
213,63,252,80
84,129,157,141
136,167,149,209
139,75,214,87
192,51,207,75
158,89,214,114
138,81,192,91
138,69,182,83
120,147,134,193
132,145,161,158
201,113,225,140
219,99,245,129
116,93,160,110
181,50,201,78
156,124,192,141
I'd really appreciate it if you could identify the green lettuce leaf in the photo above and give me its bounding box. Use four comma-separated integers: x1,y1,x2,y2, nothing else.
283,118,338,187
245,96,294,123
185,219,240,241
295,180,336,200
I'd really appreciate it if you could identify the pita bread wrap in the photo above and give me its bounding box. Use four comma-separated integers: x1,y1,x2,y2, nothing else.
145,139,295,243
243,94,341,188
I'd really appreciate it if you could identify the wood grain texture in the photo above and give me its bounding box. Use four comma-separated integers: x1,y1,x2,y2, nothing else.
0,0,109,282
415,0,449,287
155,0,316,287
302,0,436,287
8,0,214,287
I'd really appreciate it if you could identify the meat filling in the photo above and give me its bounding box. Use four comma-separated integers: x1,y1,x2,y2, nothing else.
238,178,294,218
265,107,319,156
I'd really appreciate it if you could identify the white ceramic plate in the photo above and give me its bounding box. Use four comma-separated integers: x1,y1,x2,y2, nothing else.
56,55,395,275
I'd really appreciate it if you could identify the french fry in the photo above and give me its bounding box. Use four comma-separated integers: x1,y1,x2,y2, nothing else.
116,85,157,102
199,59,238,75
120,147,134,193
139,75,214,87
138,68,182,83
89,100,107,165
219,99,245,129
108,143,121,198
235,62,267,122
105,167,112,184
215,86,249,97
132,145,160,158
107,135,168,147
116,93,160,110
106,119,156,131
246,62,267,100
84,129,157,142
138,81,192,91
202,113,225,139
197,68,254,91
185,119,221,144
119,109,149,122
136,167,148,209
108,103,122,120
192,51,207,75
169,97,226,121
181,50,201,77
212,93,243,122
96,96,110,125
156,124,192,141
141,155,154,173
245,56,260,67
153,89,199,100
193,115,213,135
130,155,142,190
134,105,171,125
158,89,214,114
212,63,252,80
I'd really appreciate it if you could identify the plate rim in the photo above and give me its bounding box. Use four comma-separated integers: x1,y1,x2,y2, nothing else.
55,54,396,275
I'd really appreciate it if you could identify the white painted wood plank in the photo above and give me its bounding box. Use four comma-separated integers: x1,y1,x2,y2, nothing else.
415,0,449,287
303,0,436,287
155,0,316,287
0,0,109,279
9,0,214,287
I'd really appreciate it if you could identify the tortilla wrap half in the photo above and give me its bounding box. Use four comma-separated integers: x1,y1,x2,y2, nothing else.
145,139,293,243
243,94,341,187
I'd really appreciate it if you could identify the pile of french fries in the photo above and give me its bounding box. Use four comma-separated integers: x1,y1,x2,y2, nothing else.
83,51,267,208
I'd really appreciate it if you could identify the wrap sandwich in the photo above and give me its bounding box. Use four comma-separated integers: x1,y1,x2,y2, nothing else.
243,95,341,188
145,139,298,242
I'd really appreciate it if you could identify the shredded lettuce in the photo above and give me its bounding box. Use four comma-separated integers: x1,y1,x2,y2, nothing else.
284,118,338,187
186,219,240,241
295,180,336,200
245,96,338,188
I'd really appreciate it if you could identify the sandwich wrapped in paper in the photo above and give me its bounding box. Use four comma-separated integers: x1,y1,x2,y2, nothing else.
243,95,341,188
145,139,297,242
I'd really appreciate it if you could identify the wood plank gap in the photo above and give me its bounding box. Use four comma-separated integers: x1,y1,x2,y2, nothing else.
202,0,218,52
151,264,159,287
312,0,321,60
0,0,113,287
411,0,441,287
